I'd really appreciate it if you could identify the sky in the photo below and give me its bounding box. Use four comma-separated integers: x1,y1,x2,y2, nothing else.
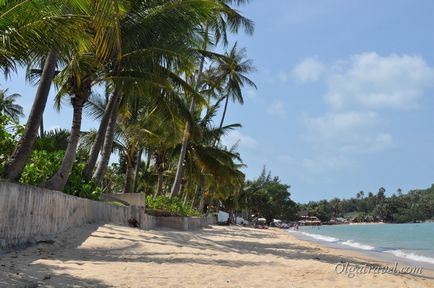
2,0,434,203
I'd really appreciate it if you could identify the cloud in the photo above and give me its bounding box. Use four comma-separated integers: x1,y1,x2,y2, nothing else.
267,99,287,118
221,130,258,150
298,52,433,160
325,53,434,110
304,111,394,154
292,58,325,83
304,111,378,143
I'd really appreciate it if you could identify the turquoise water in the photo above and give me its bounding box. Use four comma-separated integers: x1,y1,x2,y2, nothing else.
289,222,434,265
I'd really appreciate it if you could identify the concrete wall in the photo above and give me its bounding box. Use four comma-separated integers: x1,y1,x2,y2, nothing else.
102,193,145,207
0,181,155,251
156,216,203,231
0,181,218,251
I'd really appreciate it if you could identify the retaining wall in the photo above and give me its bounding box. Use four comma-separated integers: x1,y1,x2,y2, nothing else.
0,181,215,250
0,181,155,251
102,193,145,207
156,216,203,231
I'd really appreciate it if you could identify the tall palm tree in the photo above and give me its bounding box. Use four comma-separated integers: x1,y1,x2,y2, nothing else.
0,89,23,121
0,0,92,181
89,0,229,185
43,53,96,191
170,0,254,198
216,43,256,129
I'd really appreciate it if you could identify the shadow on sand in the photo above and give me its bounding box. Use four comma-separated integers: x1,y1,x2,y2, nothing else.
1,224,433,286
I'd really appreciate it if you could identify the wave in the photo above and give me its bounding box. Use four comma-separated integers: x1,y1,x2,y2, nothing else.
384,249,434,264
298,231,339,243
288,230,434,264
341,240,375,251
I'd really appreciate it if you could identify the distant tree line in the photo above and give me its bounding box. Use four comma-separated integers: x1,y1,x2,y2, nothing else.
226,168,297,222
299,186,434,223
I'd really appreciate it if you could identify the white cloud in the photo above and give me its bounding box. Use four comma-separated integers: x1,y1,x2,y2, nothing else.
304,111,378,143
325,52,434,110
304,111,393,154
221,130,257,150
267,99,287,118
292,58,325,83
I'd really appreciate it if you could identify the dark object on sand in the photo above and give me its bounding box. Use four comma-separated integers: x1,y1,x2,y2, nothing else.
37,239,55,245
128,218,139,227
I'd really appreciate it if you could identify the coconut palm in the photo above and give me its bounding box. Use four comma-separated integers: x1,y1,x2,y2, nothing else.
89,0,231,185
215,42,256,129
43,52,97,191
0,89,23,121
170,0,254,198
0,0,93,181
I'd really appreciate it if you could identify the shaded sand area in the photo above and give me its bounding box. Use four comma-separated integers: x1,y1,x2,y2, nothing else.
1,225,433,288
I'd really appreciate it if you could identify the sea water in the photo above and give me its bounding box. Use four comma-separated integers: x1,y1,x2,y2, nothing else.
288,222,434,269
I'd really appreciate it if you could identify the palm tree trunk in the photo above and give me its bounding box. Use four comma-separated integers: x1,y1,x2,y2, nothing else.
39,117,44,137
170,25,209,198
155,168,164,198
133,148,142,193
1,51,57,181
43,95,86,191
123,155,135,194
219,95,229,129
93,94,121,184
191,185,199,208
169,98,195,198
82,89,120,181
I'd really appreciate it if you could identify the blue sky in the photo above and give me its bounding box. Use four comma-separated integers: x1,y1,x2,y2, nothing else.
2,0,434,203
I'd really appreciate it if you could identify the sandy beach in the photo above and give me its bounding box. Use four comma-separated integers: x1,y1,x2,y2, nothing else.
0,224,433,288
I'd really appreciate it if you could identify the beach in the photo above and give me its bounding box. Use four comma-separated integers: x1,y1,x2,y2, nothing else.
0,224,433,288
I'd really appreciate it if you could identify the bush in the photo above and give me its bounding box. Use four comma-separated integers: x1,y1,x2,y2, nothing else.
20,150,101,200
146,195,201,217
0,115,23,172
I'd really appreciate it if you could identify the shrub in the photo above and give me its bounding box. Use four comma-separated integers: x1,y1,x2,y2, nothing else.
20,150,101,200
0,115,23,172
146,195,201,217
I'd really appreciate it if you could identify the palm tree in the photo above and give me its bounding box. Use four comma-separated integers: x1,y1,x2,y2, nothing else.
0,0,93,181
216,43,256,129
0,89,24,121
170,1,254,198
43,54,96,191
90,0,231,185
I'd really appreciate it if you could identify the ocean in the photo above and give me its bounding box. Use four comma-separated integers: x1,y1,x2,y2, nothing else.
288,222,434,269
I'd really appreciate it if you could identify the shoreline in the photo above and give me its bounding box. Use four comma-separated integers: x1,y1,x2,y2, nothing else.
289,225,434,272
0,224,433,287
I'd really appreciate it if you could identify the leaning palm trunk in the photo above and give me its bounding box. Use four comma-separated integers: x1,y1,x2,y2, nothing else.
169,99,195,198
219,95,230,129
133,148,142,193
170,25,210,198
43,92,88,191
83,89,121,181
93,95,122,185
1,51,57,181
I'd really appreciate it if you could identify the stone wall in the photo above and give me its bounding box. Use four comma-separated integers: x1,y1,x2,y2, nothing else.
0,181,155,251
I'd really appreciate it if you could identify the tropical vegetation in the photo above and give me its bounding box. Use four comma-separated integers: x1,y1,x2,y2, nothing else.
300,186,434,223
0,0,296,219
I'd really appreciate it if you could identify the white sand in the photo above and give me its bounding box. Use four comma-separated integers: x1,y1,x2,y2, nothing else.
0,224,433,287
